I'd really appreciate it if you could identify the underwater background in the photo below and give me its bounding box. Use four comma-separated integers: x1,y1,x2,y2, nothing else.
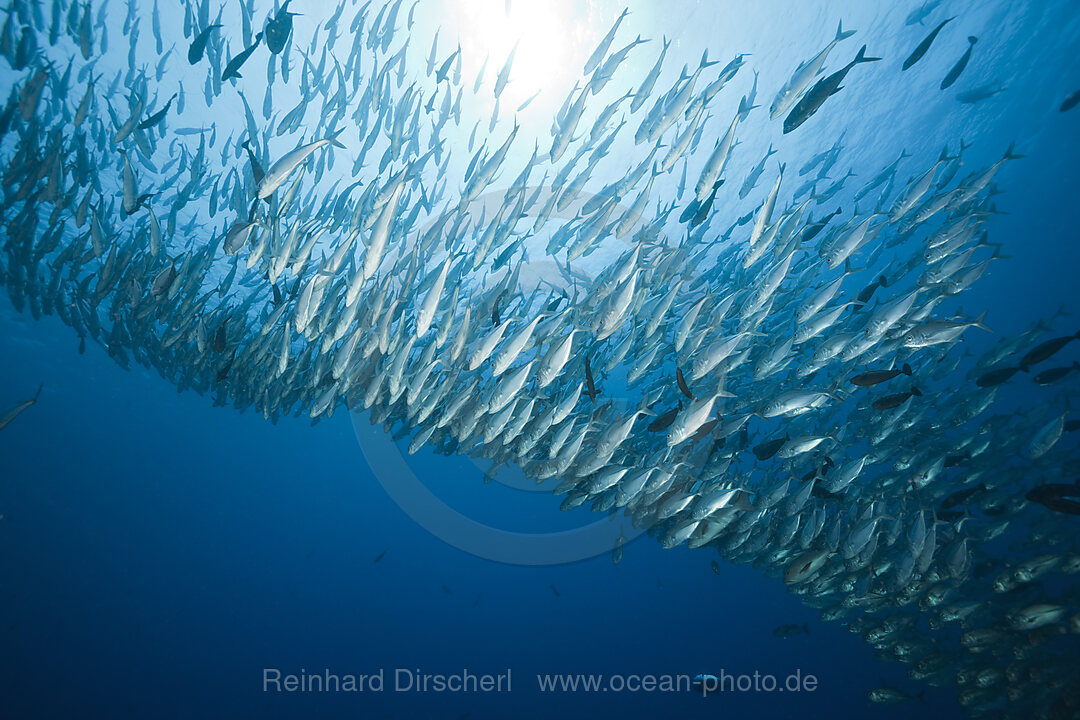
1,0,1079,718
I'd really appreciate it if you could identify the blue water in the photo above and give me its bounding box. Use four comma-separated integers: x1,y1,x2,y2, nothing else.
0,305,950,718
2,0,1080,718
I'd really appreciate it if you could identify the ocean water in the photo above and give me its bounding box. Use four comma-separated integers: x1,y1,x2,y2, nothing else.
1,1,1079,719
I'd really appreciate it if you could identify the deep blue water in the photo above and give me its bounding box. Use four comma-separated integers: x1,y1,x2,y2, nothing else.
1,0,1079,718
1,301,957,719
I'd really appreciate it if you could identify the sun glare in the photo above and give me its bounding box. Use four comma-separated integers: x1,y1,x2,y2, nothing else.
451,0,587,120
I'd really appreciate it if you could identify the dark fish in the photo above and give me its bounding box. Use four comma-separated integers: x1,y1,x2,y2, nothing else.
215,348,237,382
585,355,598,401
1062,89,1080,112
550,584,560,597
811,484,841,500
691,179,724,228
187,23,221,65
800,207,841,243
213,321,227,353
374,550,387,563
783,45,882,134
690,417,719,441
1066,419,1080,432
772,623,809,638
1020,332,1080,370
124,192,157,216
136,93,177,130
492,289,508,326
272,283,282,306
872,386,922,410
975,365,1020,387
1026,484,1080,515
802,457,834,484
676,367,695,400
221,32,263,81
944,451,970,468
678,197,701,224
0,383,43,431
941,483,986,509
854,274,888,307
753,434,788,461
902,16,954,71
1033,362,1079,385
78,337,86,354
441,584,453,594
940,36,976,90
851,363,913,386
240,139,265,186
648,402,681,433
736,207,755,226
265,1,297,55
436,46,460,84
711,560,721,575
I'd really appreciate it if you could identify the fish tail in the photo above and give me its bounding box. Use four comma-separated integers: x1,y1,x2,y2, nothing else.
1003,142,1024,160
854,45,882,63
836,20,857,41
33,383,44,402
325,128,347,149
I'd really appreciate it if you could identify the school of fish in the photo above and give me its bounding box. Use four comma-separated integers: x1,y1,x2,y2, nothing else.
0,0,1078,716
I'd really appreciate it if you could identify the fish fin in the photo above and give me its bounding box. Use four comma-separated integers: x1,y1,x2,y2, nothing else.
853,45,881,63
1003,142,1024,160
324,128,347,149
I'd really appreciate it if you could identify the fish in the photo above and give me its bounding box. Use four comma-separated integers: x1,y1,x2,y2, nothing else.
1026,484,1080,514
902,17,954,71
871,386,922,410
851,363,913,386
783,45,881,134
772,623,809,638
583,8,628,77
868,686,926,704
1020,332,1080,370
257,130,346,199
770,21,857,121
957,82,1006,104
221,32,263,81
753,434,788,461
975,365,1020,387
187,23,221,65
0,383,43,431
905,0,943,26
265,1,297,55
1062,89,1080,112
135,92,176,130
1032,362,1079,385
940,36,977,90
3,9,1079,714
